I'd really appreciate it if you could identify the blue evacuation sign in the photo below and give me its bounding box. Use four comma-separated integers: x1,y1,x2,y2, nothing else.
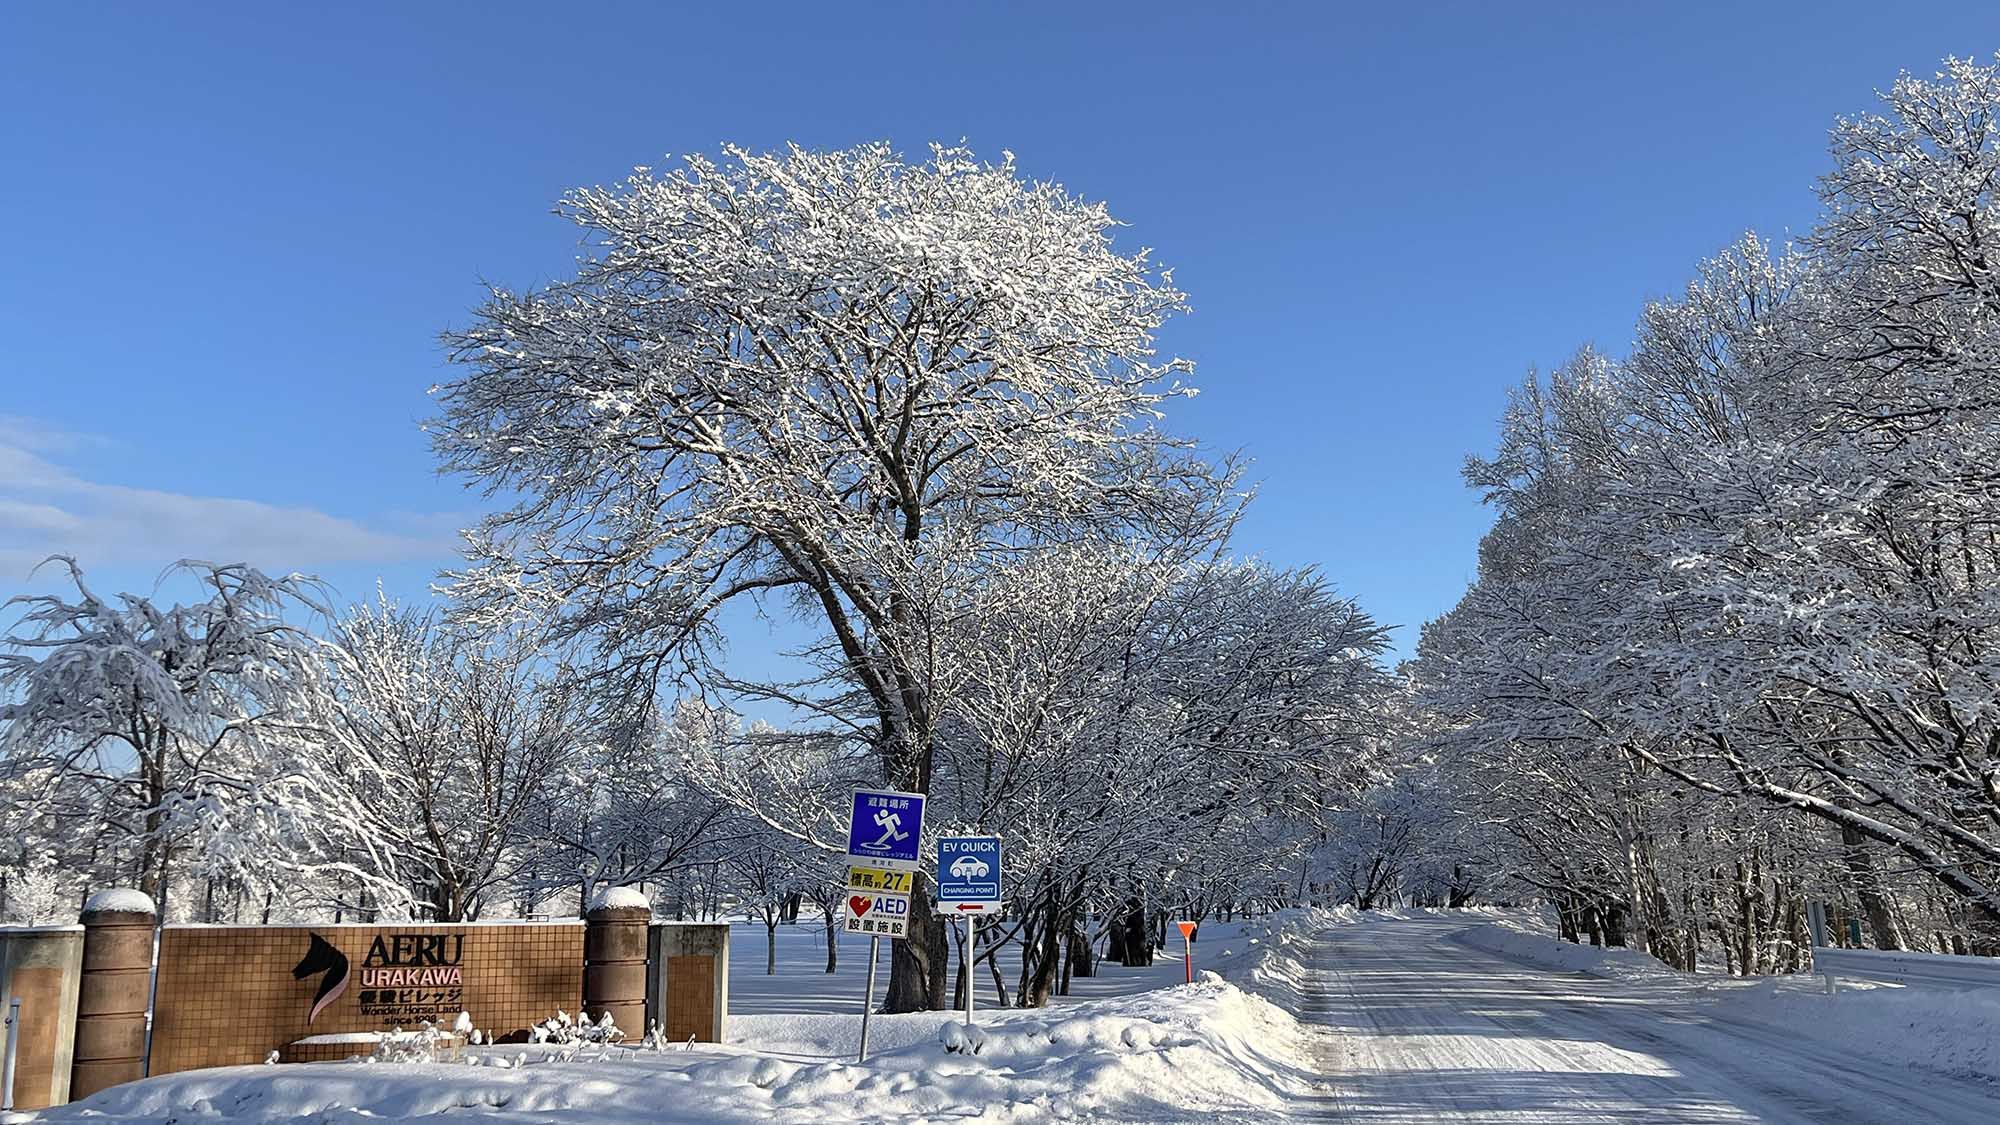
846,788,926,869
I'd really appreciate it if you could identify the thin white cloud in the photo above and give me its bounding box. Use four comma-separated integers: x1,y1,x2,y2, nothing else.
0,413,108,456
0,423,457,580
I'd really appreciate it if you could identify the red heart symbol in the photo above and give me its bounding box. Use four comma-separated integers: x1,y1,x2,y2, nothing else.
849,895,871,917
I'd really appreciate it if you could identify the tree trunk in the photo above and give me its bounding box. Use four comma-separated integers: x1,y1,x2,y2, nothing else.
1068,913,1095,979
138,776,167,911
986,944,1010,1008
881,722,943,1012
1120,899,1149,967
950,920,968,1010
1841,826,1905,950
886,876,946,1010
1024,901,1062,1007
1735,858,1757,976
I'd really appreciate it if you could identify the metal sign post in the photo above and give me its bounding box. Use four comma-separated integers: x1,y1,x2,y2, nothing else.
934,835,1001,1032
857,936,880,1063
963,916,977,1026
1177,920,1197,984
3,996,20,1113
846,788,925,1064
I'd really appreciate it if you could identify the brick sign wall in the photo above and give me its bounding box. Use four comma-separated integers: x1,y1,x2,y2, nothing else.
149,922,583,1074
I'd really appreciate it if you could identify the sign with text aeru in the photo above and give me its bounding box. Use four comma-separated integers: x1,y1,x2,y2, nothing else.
936,835,1003,914
846,787,925,871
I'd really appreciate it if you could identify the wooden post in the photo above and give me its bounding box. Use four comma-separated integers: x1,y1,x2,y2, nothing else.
71,890,155,1101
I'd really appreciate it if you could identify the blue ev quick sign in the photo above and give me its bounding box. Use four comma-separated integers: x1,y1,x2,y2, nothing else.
936,835,1003,911
846,788,926,870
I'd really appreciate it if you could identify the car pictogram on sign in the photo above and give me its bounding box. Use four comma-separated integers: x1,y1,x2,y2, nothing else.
949,855,990,879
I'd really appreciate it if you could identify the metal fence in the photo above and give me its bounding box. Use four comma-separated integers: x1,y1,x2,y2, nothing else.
1804,903,2000,993
1811,945,2000,993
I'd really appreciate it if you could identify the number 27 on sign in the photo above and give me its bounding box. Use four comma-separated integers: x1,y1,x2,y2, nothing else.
847,867,913,894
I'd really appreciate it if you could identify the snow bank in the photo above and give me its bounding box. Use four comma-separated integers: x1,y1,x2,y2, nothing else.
42,910,1338,1124
1199,905,1350,1011
47,985,1317,1124
1460,915,2000,1083
1459,915,1681,982
81,888,155,915
690,979,1312,1122
586,885,650,912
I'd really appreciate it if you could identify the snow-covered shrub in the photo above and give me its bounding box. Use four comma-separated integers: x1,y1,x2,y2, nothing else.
0,858,71,924
939,1021,988,1055
639,1020,694,1053
527,1008,624,1061
368,1019,463,1064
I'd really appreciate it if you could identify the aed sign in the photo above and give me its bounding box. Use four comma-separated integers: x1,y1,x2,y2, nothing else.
935,835,1003,914
843,890,911,939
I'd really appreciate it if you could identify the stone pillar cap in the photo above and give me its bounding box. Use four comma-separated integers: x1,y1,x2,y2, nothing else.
81,888,157,917
585,886,650,914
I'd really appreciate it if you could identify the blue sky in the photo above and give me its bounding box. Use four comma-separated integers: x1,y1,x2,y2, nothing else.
4,1,1997,663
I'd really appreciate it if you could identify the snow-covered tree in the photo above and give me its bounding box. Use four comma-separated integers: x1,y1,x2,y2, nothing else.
431,141,1236,1009
1417,56,2000,965
213,598,588,921
0,558,322,913
513,698,733,916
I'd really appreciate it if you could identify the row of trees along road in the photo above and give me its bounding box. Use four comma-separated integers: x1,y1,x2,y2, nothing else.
1407,57,2000,969
0,142,1393,1012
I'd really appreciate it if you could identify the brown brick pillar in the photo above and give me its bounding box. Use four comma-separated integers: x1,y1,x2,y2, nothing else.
583,890,649,1039
70,890,155,1101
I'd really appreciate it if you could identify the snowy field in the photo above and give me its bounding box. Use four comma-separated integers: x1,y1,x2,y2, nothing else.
725,911,1237,1019
30,911,1331,1124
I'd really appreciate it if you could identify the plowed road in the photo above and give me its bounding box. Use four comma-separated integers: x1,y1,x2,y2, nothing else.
1304,914,2000,1123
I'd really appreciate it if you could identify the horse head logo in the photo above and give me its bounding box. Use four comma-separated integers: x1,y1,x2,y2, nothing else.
292,932,350,1025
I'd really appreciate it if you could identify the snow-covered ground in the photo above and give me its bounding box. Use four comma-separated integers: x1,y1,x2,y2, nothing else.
27,908,2000,1123
30,910,1331,1124
1317,910,2000,1123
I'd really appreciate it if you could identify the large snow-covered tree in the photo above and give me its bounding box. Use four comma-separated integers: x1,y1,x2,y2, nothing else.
431,141,1234,1008
677,541,1391,1006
